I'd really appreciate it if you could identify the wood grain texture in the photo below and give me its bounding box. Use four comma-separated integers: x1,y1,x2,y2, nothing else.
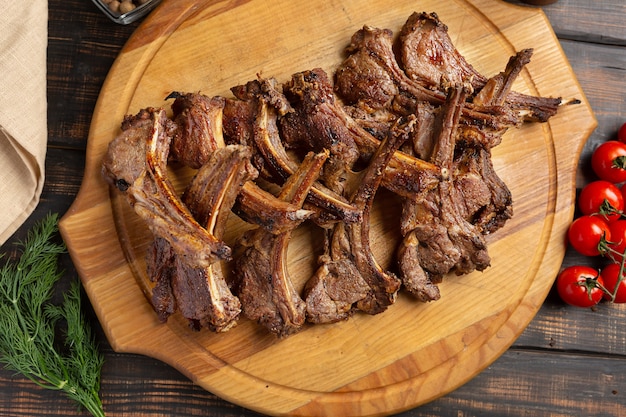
58,0,596,415
507,0,626,45
2,347,625,417
511,35,626,360
418,349,626,417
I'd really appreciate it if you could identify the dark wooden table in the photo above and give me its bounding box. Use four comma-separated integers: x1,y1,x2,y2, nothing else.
1,0,625,415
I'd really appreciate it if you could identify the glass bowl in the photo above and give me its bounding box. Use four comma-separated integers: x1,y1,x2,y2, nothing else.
91,0,162,24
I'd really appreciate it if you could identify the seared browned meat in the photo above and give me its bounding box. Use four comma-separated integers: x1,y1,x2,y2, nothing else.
225,77,362,224
281,68,442,201
168,92,227,169
452,139,513,234
227,78,295,180
148,145,257,332
282,69,361,194
447,46,522,233
146,236,177,322
335,26,439,111
102,107,231,268
398,85,491,300
304,117,413,323
233,151,328,337
335,23,524,132
165,89,324,234
398,12,562,122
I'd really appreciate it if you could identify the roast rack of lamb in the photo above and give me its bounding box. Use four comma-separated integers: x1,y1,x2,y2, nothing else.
102,11,572,338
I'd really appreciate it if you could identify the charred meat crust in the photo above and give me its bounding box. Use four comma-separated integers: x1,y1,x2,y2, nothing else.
233,151,329,337
148,145,257,332
102,108,232,267
304,117,413,323
397,12,562,122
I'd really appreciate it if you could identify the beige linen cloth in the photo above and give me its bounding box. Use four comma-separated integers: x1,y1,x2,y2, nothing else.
0,2,47,245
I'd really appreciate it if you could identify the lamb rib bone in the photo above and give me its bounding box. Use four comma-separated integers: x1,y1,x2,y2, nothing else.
397,86,469,300
166,90,317,235
233,182,314,235
398,11,563,122
304,117,413,323
448,50,521,233
101,107,230,268
398,85,491,301
440,40,525,234
280,68,442,201
149,145,257,332
334,23,523,133
226,78,362,223
234,150,329,337
252,91,361,223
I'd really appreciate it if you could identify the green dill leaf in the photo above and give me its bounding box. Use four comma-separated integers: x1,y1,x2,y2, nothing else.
0,214,106,417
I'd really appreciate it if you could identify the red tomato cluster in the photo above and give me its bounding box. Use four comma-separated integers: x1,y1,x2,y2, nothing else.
558,122,626,307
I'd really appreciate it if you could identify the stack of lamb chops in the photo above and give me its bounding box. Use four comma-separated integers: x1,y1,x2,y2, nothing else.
102,12,568,338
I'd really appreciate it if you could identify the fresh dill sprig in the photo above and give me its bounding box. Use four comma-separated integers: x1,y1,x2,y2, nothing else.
0,214,105,417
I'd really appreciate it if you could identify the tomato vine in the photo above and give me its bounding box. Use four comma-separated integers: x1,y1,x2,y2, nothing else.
560,122,626,307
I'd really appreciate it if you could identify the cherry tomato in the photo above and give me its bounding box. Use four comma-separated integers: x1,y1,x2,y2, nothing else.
556,265,604,307
567,215,611,256
591,141,626,183
600,263,626,303
578,180,624,222
618,122,626,144
607,220,626,262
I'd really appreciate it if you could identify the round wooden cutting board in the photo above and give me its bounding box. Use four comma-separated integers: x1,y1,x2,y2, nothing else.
59,0,596,415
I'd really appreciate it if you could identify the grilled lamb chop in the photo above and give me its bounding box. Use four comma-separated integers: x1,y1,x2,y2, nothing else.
167,90,317,235
148,145,257,332
398,85,491,300
233,151,329,337
282,69,361,194
102,107,231,268
452,140,512,234
397,11,562,122
334,23,523,133
304,117,413,323
225,77,361,223
281,68,442,201
226,78,293,180
167,92,226,169
174,145,257,331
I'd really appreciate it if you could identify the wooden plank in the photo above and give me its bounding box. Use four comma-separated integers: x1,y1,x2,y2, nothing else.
2,348,624,417
46,2,138,150
505,0,626,45
417,349,626,417
561,40,626,188
516,292,626,353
